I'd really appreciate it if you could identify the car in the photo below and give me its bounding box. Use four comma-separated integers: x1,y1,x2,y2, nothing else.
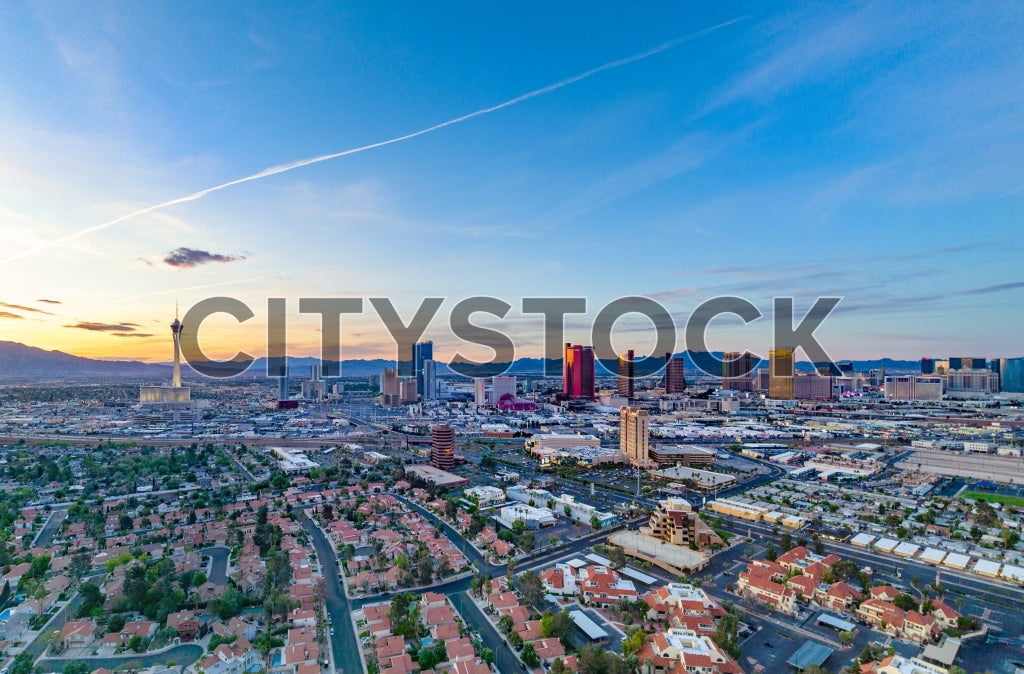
764,642,774,648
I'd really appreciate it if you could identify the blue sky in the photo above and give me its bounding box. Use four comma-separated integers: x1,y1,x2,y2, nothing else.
0,1,1022,363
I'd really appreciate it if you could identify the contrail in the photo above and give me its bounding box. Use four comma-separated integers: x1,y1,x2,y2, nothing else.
1,18,744,265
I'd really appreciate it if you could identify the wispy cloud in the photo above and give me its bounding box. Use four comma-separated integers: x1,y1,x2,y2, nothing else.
36,298,61,304
0,18,745,265
0,312,25,319
65,321,142,332
112,332,153,338
163,247,246,268
0,302,54,315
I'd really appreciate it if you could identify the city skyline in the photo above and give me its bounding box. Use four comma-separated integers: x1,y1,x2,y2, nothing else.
1,3,1023,362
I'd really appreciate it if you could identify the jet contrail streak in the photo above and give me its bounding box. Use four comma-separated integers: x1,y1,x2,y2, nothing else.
1,18,744,265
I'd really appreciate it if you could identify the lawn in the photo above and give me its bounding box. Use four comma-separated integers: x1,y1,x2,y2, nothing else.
962,491,1024,508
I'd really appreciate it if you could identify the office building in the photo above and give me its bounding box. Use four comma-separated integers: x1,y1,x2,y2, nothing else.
665,354,687,393
617,350,634,398
421,359,437,400
473,378,487,405
491,375,516,404
769,348,795,399
430,424,456,470
413,341,433,398
563,343,595,399
884,376,943,401
722,351,754,391
620,406,650,467
921,358,935,375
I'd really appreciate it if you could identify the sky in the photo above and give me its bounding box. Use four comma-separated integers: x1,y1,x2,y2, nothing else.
0,1,1022,365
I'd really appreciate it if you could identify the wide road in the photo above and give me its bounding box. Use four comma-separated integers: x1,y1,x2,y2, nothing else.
201,545,230,586
36,644,204,673
299,510,363,674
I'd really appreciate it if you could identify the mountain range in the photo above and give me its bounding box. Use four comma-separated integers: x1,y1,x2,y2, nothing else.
0,340,923,380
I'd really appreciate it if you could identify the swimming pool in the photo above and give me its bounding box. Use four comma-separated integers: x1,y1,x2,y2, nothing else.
0,608,13,621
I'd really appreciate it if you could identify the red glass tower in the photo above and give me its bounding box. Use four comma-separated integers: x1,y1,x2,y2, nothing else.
563,343,595,399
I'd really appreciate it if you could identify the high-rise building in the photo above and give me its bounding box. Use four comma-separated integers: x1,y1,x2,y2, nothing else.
949,357,986,371
620,406,650,467
794,374,832,400
665,354,687,393
769,348,795,399
945,369,999,394
885,376,943,400
491,375,516,404
617,350,635,398
399,378,418,404
431,424,456,470
421,359,437,400
277,364,289,402
413,341,433,398
563,343,595,399
722,351,754,391
1001,357,1024,393
380,367,399,406
838,361,854,374
921,358,935,375
473,378,487,405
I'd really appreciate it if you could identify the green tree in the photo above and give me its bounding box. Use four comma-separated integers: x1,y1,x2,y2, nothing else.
62,661,91,674
521,642,541,669
518,570,545,609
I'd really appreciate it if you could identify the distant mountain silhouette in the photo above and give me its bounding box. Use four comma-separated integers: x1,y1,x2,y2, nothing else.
0,340,923,380
0,341,170,378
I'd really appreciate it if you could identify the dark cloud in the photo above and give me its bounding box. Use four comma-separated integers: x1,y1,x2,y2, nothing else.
0,312,24,319
0,302,53,315
64,322,142,332
163,247,246,268
36,298,61,304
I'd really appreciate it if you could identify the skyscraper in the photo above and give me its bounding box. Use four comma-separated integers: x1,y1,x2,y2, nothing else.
431,424,456,470
473,378,487,405
722,351,753,391
769,348,795,399
563,343,595,399
1001,357,1024,393
921,357,935,375
380,367,399,406
620,406,650,467
617,350,634,398
413,341,433,398
665,354,687,393
491,375,516,404
421,359,437,400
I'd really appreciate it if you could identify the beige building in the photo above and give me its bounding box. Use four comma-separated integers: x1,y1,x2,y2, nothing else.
620,406,650,467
